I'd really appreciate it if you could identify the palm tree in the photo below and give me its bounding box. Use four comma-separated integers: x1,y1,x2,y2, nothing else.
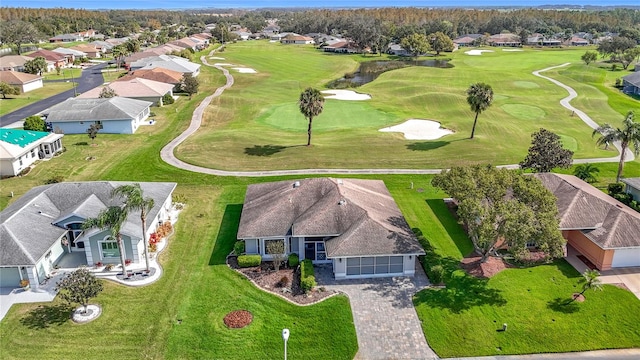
592,111,640,182
466,83,494,139
573,163,600,183
299,87,325,146
112,184,155,273
82,206,130,278
570,269,603,303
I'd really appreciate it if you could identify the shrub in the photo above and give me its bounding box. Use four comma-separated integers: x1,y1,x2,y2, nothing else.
238,255,261,268
429,265,445,285
234,241,245,255
288,253,299,268
149,243,157,252
105,264,115,271
608,182,625,196
125,259,132,266
162,93,175,105
276,275,289,287
44,176,65,184
18,167,31,176
95,262,103,268
301,259,316,293
20,279,30,288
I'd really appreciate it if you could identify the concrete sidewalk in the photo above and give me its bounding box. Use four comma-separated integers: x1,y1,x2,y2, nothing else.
449,348,640,360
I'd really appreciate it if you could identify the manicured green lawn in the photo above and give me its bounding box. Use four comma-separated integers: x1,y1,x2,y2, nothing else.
0,82,74,116
42,68,82,81
414,261,640,357
176,43,623,170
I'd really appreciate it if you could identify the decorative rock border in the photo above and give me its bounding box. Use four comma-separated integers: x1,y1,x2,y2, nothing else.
71,304,102,324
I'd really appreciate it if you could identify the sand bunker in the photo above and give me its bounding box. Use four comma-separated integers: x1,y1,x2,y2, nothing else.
464,49,494,56
502,49,523,52
232,67,257,73
379,119,453,140
320,90,371,101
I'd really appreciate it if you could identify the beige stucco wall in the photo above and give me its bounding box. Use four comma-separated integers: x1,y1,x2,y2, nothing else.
563,230,614,270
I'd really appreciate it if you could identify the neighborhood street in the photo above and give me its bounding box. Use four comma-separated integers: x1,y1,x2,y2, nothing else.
0,62,109,128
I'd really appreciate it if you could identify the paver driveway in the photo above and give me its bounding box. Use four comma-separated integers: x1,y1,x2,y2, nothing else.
316,264,438,360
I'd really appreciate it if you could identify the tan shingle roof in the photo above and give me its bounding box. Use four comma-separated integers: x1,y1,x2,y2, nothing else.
78,78,174,98
118,68,183,84
237,178,425,257
535,173,640,249
0,55,34,68
0,70,42,85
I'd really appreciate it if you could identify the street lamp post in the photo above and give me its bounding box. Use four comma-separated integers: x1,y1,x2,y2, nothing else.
282,328,290,360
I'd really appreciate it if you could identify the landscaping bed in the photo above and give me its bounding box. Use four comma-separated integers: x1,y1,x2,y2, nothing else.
227,256,336,305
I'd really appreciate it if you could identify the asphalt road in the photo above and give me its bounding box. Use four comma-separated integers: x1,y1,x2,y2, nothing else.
0,62,109,128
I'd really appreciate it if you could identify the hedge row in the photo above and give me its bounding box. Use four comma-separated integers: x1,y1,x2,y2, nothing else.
238,255,261,268
300,259,316,293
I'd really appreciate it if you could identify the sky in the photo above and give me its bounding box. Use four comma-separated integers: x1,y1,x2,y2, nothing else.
0,0,634,10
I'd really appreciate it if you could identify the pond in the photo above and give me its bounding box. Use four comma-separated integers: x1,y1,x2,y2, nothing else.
327,59,453,88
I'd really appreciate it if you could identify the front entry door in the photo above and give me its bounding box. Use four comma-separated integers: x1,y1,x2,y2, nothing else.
305,243,315,261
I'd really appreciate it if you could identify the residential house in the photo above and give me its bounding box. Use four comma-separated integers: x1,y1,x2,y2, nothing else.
118,67,184,91
621,178,640,201
232,31,252,41
0,71,43,93
169,38,198,51
535,173,640,270
622,71,640,95
0,181,176,289
488,33,521,47
52,48,87,63
280,34,314,45
526,34,562,47
564,36,589,46
28,49,68,69
131,55,201,77
49,33,84,43
323,41,361,54
90,41,114,54
262,23,280,36
237,178,425,280
0,129,64,177
0,55,34,72
44,97,152,134
70,44,102,58
387,43,409,56
78,78,174,106
453,34,482,47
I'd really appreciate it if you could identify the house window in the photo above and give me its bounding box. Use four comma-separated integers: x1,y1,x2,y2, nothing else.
264,239,285,255
31,149,35,158
19,157,23,166
80,121,84,124
245,239,258,254
100,241,120,258
289,238,299,254
95,121,103,129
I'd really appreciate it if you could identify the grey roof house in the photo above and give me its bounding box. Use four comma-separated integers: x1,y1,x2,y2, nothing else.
44,97,152,134
621,177,640,202
535,173,640,270
237,178,425,280
622,71,640,96
0,181,176,289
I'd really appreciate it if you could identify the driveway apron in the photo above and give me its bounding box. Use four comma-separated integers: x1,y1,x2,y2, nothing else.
316,264,438,360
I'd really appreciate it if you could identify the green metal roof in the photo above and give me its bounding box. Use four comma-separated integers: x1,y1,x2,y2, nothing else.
0,129,49,148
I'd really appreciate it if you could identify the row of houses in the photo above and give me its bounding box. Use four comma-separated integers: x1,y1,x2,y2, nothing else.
453,32,615,48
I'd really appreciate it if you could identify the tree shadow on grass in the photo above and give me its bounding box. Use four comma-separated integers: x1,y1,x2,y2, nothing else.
244,144,305,156
413,228,506,313
406,141,448,151
209,204,242,266
20,304,72,329
547,297,580,314
425,199,474,257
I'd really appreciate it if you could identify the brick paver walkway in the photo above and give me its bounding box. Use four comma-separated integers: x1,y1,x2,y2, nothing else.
316,264,438,360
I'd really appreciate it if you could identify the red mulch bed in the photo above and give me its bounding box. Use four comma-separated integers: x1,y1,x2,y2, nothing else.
227,256,336,305
571,293,586,302
461,255,513,278
224,310,253,328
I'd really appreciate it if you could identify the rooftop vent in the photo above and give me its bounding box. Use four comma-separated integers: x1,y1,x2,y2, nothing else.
338,199,346,206
293,181,301,188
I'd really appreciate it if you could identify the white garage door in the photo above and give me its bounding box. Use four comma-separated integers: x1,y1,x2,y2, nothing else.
612,248,640,268
346,256,403,276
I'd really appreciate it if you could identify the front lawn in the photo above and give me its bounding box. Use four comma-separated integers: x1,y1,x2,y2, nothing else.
0,82,74,116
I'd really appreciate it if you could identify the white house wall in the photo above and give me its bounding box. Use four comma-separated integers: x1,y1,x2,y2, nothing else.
0,146,41,176
21,79,43,93
51,119,136,134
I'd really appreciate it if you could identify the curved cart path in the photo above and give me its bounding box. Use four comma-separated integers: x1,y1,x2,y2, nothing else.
532,63,634,163
161,57,631,177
